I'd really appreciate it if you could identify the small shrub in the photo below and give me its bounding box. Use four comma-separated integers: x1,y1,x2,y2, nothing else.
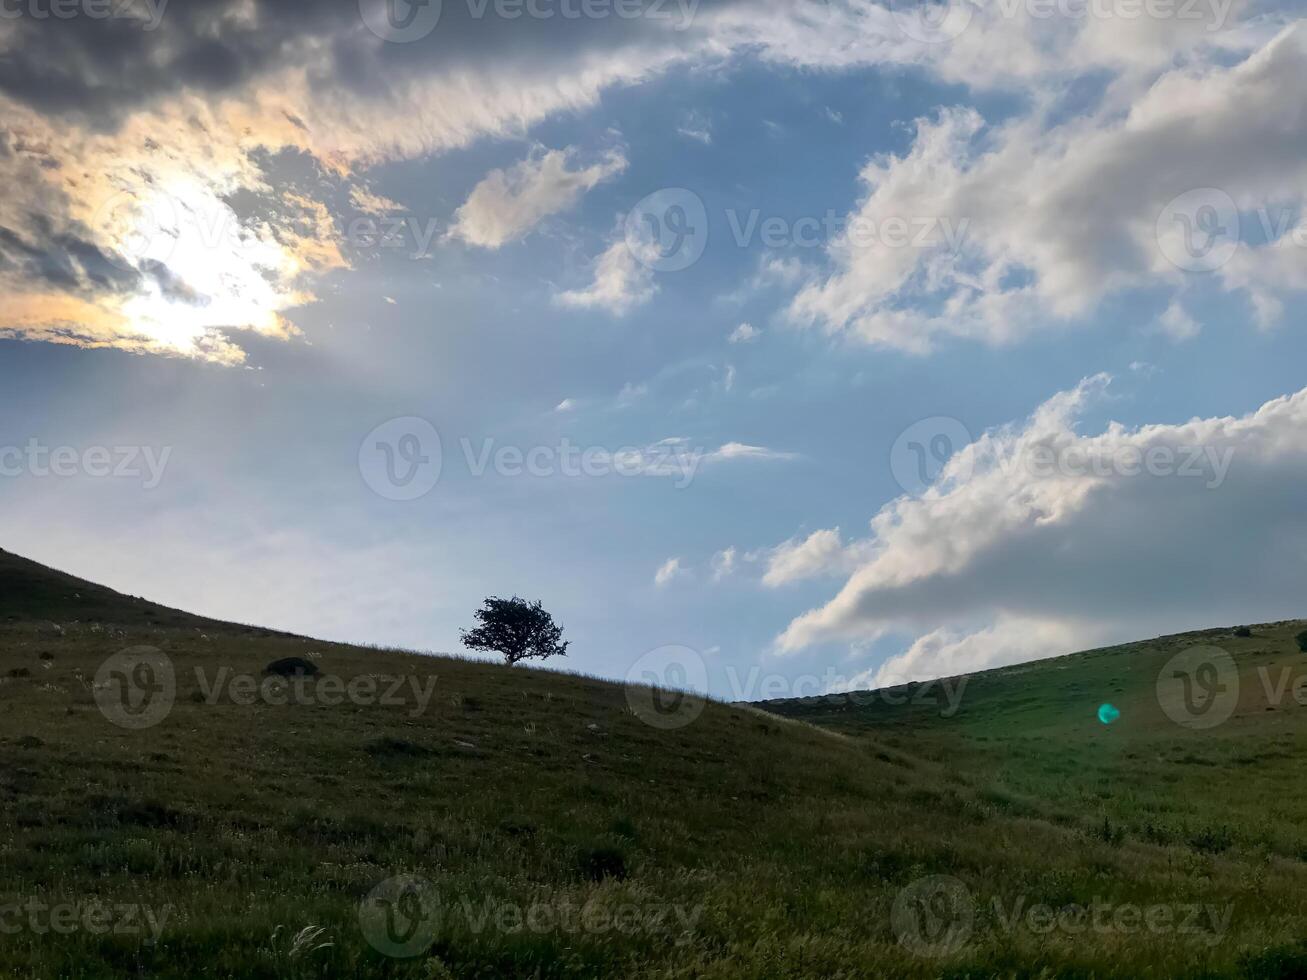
118,799,196,830
608,816,638,840
1296,631,1307,653
264,657,320,678
577,845,628,882
1094,816,1125,846
366,736,430,758
1237,940,1307,979
1234,626,1252,638
1189,825,1235,854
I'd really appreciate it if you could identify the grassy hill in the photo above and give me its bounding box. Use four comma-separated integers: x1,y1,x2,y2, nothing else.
3,550,1307,977
0,547,280,634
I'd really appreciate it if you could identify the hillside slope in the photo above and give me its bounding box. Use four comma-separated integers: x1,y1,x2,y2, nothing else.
2,552,1307,977
764,620,1307,888
0,546,287,634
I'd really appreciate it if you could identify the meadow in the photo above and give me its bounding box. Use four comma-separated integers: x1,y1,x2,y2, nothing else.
3,548,1307,977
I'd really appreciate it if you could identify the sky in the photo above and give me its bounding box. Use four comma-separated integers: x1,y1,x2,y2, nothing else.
2,0,1306,700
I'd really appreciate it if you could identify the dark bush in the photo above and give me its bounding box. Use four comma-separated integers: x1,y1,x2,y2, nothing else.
577,845,628,882
1296,631,1307,653
365,736,430,758
1237,940,1307,979
263,656,320,678
1234,626,1252,638
1188,825,1235,854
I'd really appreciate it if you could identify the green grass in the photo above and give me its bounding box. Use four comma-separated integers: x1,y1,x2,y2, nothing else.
4,549,1307,976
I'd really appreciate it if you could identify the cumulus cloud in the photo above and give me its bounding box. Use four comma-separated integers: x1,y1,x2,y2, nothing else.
789,22,1307,351
554,239,656,315
838,616,1090,689
711,547,737,582
1158,300,1201,342
728,322,758,343
0,0,701,360
761,528,871,587
775,374,1307,680
448,146,627,249
3,0,1300,361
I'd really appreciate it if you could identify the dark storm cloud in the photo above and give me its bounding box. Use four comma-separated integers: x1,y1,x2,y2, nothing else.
0,213,141,294
0,0,743,125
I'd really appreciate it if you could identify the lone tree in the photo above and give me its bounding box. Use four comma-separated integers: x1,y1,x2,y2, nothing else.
461,596,569,667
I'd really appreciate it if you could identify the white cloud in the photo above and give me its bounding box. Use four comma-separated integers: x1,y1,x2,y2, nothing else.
775,374,1307,682
729,322,759,343
350,185,404,216
705,442,798,464
555,398,577,412
655,557,684,588
554,239,656,316
12,0,1292,363
711,547,737,582
842,616,1091,689
761,528,871,587
448,146,627,249
616,382,649,406
1158,300,1201,341
788,23,1307,351
676,110,713,145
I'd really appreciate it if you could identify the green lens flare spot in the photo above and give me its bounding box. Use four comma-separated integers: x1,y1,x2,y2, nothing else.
1098,703,1121,725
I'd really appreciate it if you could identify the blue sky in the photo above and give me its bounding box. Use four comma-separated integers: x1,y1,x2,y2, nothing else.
2,0,1306,698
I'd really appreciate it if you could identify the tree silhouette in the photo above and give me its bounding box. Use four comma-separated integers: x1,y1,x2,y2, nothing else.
460,596,569,666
